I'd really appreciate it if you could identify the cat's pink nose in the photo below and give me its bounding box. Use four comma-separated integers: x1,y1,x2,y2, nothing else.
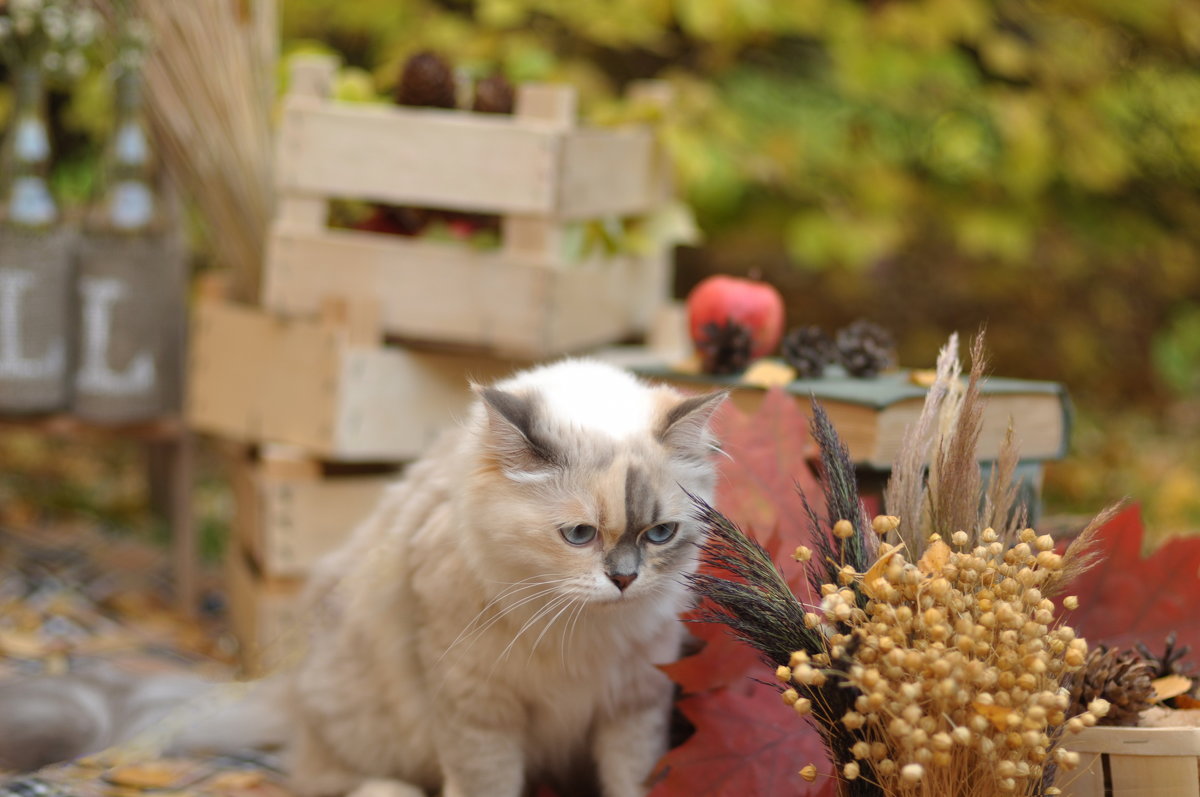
609,572,637,592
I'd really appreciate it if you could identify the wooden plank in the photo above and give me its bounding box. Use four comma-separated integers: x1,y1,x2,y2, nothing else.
265,228,666,357
264,228,554,356
1067,726,1200,757
275,102,559,213
332,347,522,459
514,84,577,129
275,196,327,234
1062,753,1199,797
501,215,569,267
287,54,336,100
544,249,669,354
256,467,394,578
258,312,341,454
224,543,306,676
187,301,276,440
558,127,660,218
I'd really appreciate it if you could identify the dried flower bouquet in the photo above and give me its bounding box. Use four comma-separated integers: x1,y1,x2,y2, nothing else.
688,335,1119,796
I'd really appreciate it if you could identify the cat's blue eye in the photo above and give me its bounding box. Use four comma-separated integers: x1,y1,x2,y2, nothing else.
561,524,597,546
644,522,678,545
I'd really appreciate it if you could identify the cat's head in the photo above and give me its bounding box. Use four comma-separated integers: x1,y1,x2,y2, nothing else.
463,360,725,607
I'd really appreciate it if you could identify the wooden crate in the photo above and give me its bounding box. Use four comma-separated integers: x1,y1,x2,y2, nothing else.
187,297,524,461
225,541,305,676
261,56,674,358
1059,726,1200,797
232,446,396,579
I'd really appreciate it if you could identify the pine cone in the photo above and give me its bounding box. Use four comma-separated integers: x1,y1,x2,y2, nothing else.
781,326,836,379
472,74,515,114
396,51,457,109
1136,631,1197,680
1067,646,1156,727
696,320,754,375
836,320,896,378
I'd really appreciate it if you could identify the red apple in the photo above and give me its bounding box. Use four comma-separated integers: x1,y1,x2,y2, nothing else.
686,275,785,358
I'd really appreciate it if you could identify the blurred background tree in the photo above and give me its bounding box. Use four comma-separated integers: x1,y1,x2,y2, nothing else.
1,0,1197,542
278,0,1200,412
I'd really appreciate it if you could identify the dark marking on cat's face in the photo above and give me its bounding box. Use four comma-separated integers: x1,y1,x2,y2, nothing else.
479,387,562,467
624,464,659,538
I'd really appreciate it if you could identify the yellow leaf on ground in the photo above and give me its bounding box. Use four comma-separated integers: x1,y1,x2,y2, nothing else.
909,369,938,388
0,630,50,658
1152,674,1194,702
743,359,797,388
209,771,266,789
104,762,197,789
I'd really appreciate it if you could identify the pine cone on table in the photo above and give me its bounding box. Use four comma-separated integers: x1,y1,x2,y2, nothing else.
781,326,836,379
836,320,897,378
696,320,755,376
1067,646,1156,727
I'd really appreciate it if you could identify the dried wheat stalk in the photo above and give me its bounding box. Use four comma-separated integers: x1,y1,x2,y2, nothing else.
91,0,276,301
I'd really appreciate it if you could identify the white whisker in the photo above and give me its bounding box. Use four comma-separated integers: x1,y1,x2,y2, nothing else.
529,596,579,662
437,576,573,662
498,594,572,664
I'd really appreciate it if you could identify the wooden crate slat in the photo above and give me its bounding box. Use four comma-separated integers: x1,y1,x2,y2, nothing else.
225,542,306,676
543,251,666,354
262,312,342,453
188,301,280,441
332,346,519,459
558,128,660,219
277,101,559,213
266,227,548,353
266,227,662,357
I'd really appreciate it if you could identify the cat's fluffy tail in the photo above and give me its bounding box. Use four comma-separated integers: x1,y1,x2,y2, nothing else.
0,662,290,772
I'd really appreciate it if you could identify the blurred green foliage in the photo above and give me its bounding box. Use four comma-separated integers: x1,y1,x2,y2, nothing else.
281,0,1200,406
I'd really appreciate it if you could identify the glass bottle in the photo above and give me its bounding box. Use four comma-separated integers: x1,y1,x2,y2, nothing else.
0,64,58,229
91,66,161,234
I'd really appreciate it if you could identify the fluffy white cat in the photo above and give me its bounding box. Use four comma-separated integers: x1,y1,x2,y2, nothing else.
289,360,724,797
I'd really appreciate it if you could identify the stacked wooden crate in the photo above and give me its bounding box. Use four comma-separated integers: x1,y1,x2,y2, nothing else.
186,56,677,672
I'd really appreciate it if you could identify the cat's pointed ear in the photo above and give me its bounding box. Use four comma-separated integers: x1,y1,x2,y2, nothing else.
658,390,727,456
475,386,562,474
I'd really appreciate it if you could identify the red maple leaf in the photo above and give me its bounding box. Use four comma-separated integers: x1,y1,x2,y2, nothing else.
652,389,833,796
1059,505,1200,656
711,388,824,595
652,678,835,797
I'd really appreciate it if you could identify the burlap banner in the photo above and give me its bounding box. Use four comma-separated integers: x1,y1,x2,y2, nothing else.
0,226,77,413
72,231,187,422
